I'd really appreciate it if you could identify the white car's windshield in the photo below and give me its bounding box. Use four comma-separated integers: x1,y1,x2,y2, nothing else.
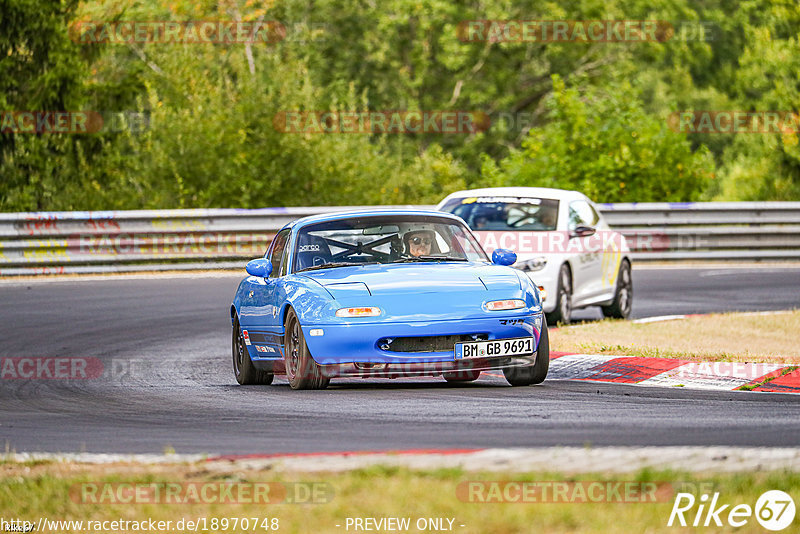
440,196,560,231
293,215,488,272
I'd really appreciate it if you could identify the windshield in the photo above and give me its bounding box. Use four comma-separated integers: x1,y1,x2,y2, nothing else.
440,196,560,231
292,215,488,272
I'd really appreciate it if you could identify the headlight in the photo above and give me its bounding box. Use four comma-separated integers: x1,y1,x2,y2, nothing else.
335,307,382,317
484,299,526,311
514,257,547,272
537,285,547,302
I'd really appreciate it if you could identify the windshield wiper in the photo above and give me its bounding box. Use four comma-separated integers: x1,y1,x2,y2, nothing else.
391,255,468,263
296,261,377,273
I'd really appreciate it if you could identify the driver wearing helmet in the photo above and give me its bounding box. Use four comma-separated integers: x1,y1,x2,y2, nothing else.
403,229,434,257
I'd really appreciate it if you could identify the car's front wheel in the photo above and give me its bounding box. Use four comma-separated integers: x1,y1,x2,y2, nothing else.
284,308,329,390
602,259,633,319
232,314,274,385
503,316,550,386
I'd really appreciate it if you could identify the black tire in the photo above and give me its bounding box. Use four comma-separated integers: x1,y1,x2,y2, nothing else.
602,259,633,319
545,264,572,325
232,315,274,385
284,308,329,390
443,369,482,382
503,316,550,386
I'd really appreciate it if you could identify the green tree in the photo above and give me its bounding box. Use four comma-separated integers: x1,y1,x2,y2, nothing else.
3,0,800,211
481,76,714,202
714,22,800,200
0,0,100,210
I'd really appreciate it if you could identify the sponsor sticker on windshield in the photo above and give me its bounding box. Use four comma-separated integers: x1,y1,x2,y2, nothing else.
462,196,542,205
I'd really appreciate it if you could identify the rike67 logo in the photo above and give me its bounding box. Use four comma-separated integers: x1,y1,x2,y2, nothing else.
668,490,796,530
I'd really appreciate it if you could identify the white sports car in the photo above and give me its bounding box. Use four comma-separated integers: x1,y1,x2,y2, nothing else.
437,187,632,324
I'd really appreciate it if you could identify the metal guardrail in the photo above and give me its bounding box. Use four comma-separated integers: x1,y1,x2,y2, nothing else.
0,206,419,276
1,202,799,276
600,202,800,261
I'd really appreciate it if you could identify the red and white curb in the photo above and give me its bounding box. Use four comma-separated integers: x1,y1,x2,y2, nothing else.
548,352,800,393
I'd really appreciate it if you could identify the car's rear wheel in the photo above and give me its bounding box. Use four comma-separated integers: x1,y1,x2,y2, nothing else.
546,264,572,325
284,308,329,390
503,316,550,386
443,369,482,382
602,259,633,319
232,314,274,385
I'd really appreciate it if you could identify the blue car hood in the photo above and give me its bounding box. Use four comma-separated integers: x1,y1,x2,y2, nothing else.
298,263,526,322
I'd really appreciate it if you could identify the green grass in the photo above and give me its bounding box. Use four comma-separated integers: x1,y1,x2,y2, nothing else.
551,310,800,364
1,464,799,533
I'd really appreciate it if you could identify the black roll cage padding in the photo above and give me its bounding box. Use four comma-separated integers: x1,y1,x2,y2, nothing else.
324,233,398,262
310,225,474,263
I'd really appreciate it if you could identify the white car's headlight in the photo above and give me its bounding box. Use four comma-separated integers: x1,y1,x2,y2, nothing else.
514,257,547,272
335,307,381,317
484,299,526,311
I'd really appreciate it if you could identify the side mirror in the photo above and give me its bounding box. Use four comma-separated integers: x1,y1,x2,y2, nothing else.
246,258,273,278
570,225,596,238
492,248,517,266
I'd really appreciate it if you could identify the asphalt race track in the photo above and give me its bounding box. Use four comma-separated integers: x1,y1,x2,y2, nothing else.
1,266,799,454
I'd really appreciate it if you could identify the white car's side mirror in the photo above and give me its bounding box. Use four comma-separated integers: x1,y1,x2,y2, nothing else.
570,225,596,238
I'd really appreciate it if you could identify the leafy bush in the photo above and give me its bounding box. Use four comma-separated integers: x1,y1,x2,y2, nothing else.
480,76,715,202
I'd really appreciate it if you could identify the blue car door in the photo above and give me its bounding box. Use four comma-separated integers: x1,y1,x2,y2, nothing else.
239,228,291,355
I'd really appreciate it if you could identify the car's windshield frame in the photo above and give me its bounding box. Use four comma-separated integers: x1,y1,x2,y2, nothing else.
291,214,489,273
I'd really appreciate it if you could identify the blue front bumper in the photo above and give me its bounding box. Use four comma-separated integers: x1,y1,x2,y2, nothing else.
302,312,544,366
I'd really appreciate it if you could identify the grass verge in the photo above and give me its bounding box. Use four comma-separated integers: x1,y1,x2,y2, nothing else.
551,310,800,363
1,462,799,533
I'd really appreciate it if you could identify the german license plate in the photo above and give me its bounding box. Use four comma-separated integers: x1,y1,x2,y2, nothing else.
455,337,534,359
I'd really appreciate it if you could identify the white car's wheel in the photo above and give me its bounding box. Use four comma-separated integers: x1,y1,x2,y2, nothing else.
546,264,572,325
602,259,633,319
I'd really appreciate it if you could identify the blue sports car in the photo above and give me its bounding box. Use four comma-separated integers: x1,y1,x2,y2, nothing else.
230,209,549,389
